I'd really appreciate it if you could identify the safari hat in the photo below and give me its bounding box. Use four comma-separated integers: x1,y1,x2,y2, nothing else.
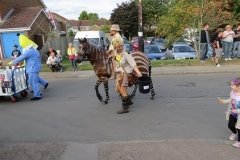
110,24,121,31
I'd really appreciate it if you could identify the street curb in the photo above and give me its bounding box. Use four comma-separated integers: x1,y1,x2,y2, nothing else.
39,70,240,79
151,70,240,75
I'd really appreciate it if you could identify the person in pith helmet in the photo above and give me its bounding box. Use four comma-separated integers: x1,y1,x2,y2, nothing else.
8,33,47,100
106,24,123,80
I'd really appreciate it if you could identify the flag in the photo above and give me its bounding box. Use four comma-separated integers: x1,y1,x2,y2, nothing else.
48,11,57,30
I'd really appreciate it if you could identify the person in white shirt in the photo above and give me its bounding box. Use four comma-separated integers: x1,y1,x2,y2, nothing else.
222,25,235,60
47,52,59,72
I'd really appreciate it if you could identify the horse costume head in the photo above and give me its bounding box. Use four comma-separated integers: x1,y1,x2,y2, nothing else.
75,37,88,63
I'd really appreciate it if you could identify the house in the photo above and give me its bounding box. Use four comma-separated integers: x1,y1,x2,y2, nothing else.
51,12,70,35
0,0,54,59
69,18,108,32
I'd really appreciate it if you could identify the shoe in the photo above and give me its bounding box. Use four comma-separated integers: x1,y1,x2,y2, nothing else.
224,58,228,60
75,69,78,71
228,58,232,60
233,142,240,148
30,97,41,101
44,83,49,90
229,133,236,141
31,91,42,96
117,108,129,114
73,69,75,72
216,64,221,67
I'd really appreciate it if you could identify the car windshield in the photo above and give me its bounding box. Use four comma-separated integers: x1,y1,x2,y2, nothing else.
155,39,164,43
144,46,162,53
174,46,195,52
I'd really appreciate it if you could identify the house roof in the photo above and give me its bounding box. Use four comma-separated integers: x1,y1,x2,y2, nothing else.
0,7,43,29
39,0,47,9
70,20,81,26
51,12,69,22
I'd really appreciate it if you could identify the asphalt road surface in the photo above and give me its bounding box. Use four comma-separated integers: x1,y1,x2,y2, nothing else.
0,73,235,144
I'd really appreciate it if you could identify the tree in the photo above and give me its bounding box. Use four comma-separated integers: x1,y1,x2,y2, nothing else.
78,11,88,20
68,29,74,37
100,25,110,33
158,0,236,47
138,0,169,36
88,13,99,26
88,13,99,20
110,0,138,37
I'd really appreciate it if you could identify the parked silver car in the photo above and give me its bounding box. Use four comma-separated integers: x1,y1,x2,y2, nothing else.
164,43,197,60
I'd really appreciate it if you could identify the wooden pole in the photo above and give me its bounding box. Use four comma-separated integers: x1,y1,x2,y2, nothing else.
138,0,144,52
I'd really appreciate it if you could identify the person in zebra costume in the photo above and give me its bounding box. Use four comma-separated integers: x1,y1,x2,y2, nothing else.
76,38,155,109
114,40,142,114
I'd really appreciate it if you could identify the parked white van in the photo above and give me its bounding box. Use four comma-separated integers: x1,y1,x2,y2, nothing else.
73,31,107,50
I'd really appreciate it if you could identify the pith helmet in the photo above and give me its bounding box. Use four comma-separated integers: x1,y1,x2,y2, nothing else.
110,24,121,31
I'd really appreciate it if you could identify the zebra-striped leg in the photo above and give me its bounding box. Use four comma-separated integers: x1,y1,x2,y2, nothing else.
95,80,103,102
150,79,155,100
130,81,138,98
102,80,109,104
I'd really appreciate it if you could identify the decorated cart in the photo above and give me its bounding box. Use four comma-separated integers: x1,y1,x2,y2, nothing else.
0,66,28,102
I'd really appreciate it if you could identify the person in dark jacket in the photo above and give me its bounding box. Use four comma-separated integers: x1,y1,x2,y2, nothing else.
11,44,21,58
46,47,57,57
200,23,210,62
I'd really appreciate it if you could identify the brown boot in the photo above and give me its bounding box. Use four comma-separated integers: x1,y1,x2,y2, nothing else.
119,94,133,106
117,96,129,114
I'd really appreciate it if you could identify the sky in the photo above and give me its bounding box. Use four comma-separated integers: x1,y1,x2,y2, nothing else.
42,0,119,20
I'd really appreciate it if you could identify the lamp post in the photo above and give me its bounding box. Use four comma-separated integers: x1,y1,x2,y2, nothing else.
154,14,157,38
138,0,144,52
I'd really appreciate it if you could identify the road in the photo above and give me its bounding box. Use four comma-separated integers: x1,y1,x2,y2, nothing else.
0,73,238,159
0,73,232,143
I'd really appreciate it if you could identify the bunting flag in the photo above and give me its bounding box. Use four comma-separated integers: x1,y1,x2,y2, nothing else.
48,11,57,30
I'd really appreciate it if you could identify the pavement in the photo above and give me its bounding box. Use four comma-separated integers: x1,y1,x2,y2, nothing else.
1,139,240,160
1,62,240,159
39,64,240,79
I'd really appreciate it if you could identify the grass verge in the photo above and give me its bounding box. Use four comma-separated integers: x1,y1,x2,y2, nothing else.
41,57,240,72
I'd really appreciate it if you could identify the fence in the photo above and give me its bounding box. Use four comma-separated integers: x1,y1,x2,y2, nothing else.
40,36,74,62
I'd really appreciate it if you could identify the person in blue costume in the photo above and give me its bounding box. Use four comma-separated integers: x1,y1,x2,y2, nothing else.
8,33,48,100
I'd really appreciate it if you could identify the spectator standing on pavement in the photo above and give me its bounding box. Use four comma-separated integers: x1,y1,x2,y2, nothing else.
67,43,78,72
213,30,223,67
233,24,240,58
219,77,240,148
11,44,21,58
222,25,235,60
200,23,210,62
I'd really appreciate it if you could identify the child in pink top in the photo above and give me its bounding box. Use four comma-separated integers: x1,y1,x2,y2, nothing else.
219,77,240,148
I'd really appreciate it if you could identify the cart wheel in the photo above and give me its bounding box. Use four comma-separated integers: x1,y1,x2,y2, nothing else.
20,91,28,97
11,96,18,102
